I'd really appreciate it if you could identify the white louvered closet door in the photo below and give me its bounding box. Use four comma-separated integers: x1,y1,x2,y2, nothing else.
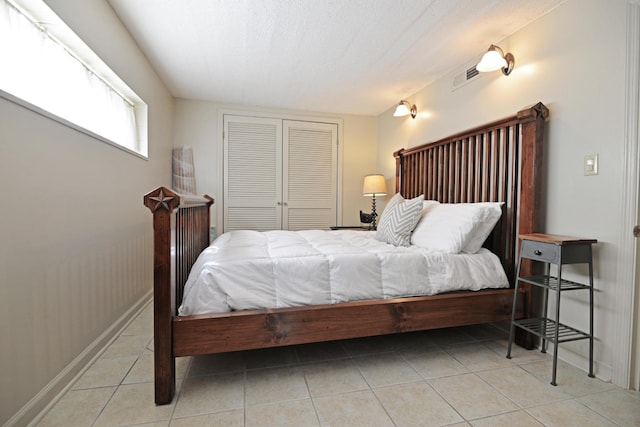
224,116,283,231
223,115,338,232
283,120,338,230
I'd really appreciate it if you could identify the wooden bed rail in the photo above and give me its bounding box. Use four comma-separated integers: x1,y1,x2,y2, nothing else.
143,187,214,404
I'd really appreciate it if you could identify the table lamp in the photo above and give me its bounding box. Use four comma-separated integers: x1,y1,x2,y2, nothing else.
362,174,387,229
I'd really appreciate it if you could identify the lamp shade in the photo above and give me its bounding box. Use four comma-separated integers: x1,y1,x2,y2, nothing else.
476,47,507,72
393,100,417,118
393,103,411,117
476,44,514,75
363,174,387,196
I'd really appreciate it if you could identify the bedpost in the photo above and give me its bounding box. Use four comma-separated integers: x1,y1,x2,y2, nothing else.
516,102,549,348
144,187,180,405
517,102,548,236
394,148,405,194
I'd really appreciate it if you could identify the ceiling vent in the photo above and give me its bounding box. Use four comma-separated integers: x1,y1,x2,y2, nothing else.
452,61,482,91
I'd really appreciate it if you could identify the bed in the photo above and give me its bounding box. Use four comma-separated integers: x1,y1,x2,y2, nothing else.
144,102,549,405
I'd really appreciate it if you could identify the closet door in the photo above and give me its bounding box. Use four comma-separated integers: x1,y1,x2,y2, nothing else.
283,120,338,230
223,115,282,231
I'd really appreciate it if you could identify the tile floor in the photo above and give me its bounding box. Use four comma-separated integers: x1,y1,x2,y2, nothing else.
37,301,640,426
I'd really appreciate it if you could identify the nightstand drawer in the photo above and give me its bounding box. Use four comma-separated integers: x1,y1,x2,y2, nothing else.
520,240,560,263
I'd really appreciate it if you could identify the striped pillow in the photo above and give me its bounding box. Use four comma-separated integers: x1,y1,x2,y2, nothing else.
376,193,424,246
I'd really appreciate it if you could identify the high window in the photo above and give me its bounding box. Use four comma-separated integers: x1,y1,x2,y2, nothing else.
0,0,148,157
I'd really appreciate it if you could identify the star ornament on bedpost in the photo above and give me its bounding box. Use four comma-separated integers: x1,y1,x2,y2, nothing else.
362,174,387,230
144,187,179,213
149,189,174,211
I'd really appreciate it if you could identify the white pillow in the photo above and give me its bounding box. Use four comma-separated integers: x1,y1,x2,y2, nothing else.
410,202,503,253
417,200,441,221
376,193,425,247
461,202,503,253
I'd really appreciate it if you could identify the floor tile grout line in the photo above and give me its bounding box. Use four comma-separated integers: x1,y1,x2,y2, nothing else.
472,366,530,412
296,371,322,427
420,375,469,424
519,399,625,427
242,364,247,426
117,353,142,388
89,386,119,427
571,389,633,427
167,357,193,424
89,325,163,425
470,363,614,427
368,386,399,427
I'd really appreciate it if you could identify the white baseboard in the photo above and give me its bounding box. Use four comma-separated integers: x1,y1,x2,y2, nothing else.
4,290,153,427
552,345,613,384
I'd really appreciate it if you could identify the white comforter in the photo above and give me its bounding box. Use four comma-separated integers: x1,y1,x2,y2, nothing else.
179,229,509,315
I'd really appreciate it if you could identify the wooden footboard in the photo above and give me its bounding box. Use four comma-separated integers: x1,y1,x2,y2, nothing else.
144,102,548,405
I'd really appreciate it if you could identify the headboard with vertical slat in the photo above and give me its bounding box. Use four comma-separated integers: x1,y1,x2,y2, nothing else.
394,102,548,283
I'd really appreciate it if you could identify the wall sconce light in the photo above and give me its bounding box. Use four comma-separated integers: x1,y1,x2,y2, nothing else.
362,174,387,229
393,100,417,119
476,44,515,76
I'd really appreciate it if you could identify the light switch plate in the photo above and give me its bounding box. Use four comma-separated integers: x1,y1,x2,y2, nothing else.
584,154,598,176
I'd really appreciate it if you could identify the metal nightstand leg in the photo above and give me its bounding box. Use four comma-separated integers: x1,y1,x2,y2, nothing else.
551,263,563,386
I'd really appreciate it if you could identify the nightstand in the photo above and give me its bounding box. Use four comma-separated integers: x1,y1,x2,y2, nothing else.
506,233,597,386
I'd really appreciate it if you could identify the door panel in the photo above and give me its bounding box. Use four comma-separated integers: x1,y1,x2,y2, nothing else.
283,120,338,230
224,116,282,231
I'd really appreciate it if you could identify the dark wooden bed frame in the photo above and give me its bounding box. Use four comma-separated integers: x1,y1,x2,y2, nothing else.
144,102,548,405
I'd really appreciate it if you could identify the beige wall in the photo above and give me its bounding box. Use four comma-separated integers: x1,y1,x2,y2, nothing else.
377,0,628,382
173,100,378,231
0,0,173,424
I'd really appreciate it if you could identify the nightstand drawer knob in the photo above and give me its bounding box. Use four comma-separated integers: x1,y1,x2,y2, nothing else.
534,249,542,256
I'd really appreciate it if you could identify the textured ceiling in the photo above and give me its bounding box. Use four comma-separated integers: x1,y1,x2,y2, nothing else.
108,0,564,116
